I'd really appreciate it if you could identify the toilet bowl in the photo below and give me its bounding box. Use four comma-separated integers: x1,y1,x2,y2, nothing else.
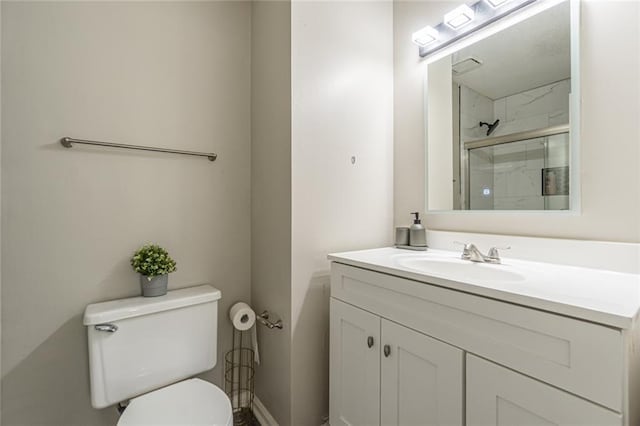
117,379,232,426
84,285,232,425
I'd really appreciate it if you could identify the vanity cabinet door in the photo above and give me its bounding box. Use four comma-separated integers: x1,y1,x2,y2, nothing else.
330,299,381,426
466,354,622,426
380,320,463,426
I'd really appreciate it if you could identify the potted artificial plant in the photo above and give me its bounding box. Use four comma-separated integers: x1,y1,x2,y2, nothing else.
130,244,177,297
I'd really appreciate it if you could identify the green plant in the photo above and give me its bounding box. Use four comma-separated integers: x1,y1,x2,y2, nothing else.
131,244,177,280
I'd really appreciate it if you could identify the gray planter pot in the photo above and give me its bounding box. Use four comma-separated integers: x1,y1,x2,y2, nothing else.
140,274,168,297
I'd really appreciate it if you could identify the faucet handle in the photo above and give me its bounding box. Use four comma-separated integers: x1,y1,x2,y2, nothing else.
454,241,476,260
487,246,511,258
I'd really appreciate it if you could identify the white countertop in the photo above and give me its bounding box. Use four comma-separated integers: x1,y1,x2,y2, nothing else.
328,247,640,329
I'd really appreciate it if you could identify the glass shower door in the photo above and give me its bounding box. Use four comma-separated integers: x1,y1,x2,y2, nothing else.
466,132,569,211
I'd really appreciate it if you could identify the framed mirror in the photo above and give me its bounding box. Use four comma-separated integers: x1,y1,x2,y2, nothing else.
425,0,579,212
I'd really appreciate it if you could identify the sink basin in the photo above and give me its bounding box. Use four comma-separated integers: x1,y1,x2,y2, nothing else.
396,256,526,282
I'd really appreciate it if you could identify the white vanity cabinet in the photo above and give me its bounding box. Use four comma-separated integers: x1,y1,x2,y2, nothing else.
329,260,633,426
330,298,463,426
467,355,620,425
329,299,381,426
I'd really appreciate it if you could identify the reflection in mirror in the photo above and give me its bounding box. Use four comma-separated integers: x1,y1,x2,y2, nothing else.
426,1,575,211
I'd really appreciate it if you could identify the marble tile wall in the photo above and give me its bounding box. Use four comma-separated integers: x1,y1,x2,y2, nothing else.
460,85,494,142
492,138,545,210
460,79,570,210
493,79,570,136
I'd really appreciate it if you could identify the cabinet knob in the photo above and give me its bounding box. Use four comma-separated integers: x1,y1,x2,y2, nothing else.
383,344,391,357
367,336,374,348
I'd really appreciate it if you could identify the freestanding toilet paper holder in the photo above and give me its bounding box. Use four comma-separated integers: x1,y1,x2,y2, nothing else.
256,311,283,329
226,334,254,425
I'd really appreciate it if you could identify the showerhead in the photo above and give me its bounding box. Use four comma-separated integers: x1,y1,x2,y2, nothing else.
479,119,500,136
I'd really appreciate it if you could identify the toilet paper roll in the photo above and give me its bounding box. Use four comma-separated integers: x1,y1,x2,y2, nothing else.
229,302,256,331
229,302,260,364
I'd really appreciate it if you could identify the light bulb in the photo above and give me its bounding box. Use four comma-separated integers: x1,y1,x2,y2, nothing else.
411,26,439,47
444,4,475,30
485,0,512,8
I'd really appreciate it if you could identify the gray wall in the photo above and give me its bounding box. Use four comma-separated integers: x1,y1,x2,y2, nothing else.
250,1,292,424
394,0,640,242
1,2,251,425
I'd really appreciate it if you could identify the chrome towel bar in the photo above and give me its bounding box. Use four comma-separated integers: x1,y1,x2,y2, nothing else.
60,137,217,162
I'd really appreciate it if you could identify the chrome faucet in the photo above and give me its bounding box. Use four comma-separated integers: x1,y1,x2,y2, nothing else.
455,242,510,264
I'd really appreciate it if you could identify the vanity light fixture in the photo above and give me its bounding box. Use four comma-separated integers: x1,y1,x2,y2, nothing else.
413,0,537,58
485,0,512,8
412,26,439,47
444,4,476,29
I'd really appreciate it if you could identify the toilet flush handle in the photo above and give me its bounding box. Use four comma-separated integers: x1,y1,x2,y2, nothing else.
95,324,118,333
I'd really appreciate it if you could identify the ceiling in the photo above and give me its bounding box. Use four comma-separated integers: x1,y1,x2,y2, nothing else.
451,1,571,100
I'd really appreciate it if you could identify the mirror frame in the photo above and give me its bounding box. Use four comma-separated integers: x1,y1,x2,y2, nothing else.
423,0,581,214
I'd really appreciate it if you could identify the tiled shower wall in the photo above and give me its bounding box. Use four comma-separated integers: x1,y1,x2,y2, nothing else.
462,79,570,210
493,79,570,137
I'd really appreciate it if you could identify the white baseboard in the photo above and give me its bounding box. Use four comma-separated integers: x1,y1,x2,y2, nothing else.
253,396,279,426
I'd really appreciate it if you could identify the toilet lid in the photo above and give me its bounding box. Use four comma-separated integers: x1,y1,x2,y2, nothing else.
117,378,233,426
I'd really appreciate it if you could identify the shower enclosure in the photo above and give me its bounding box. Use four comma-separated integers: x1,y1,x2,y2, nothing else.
462,125,570,211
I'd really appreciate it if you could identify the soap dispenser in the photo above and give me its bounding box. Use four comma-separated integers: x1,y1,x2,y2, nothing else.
409,212,427,247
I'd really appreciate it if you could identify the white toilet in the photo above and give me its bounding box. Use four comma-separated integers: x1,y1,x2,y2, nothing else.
84,285,233,426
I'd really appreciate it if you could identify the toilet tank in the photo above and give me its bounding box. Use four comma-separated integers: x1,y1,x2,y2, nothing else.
84,285,221,409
